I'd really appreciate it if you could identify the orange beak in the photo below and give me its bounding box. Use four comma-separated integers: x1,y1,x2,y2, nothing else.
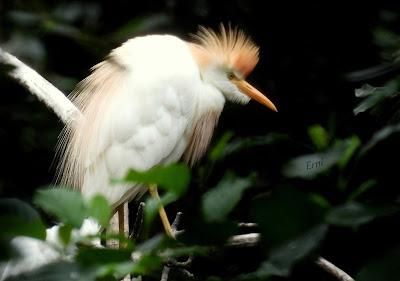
233,80,278,112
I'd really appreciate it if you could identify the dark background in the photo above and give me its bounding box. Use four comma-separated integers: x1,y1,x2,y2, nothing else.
1,1,400,280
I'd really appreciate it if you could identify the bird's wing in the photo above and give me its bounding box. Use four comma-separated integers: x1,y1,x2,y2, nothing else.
57,37,199,207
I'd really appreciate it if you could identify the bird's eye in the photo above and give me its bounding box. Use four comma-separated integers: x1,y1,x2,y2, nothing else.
227,72,235,80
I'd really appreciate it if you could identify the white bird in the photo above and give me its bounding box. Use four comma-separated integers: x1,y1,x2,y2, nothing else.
56,25,277,236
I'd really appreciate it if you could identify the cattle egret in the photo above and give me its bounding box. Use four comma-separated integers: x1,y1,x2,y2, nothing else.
56,25,277,237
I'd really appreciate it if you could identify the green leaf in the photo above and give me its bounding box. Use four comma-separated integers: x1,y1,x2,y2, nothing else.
353,84,399,115
283,138,358,179
327,202,399,227
161,246,208,259
202,173,252,222
218,133,289,159
34,188,87,228
361,123,400,154
357,244,400,281
338,135,361,169
0,198,46,240
121,164,190,196
243,225,328,279
97,254,163,278
347,179,377,201
77,248,132,266
0,198,41,221
252,186,326,247
87,195,111,228
283,144,341,179
308,124,329,150
0,215,46,240
59,224,73,245
208,131,234,161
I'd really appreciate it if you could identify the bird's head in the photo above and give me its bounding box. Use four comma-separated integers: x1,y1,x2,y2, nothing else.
189,25,277,112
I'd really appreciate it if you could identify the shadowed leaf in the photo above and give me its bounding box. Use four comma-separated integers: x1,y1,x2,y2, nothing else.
202,173,252,222
327,202,399,227
241,225,328,279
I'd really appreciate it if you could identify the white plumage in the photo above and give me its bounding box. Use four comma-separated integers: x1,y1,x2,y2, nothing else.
57,26,277,209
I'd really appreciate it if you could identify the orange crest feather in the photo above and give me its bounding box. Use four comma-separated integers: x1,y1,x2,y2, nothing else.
192,24,260,77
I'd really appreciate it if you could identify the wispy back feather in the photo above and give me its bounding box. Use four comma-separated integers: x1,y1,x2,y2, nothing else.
55,56,126,190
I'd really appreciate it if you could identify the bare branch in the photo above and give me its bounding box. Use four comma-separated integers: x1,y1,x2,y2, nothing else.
0,47,81,125
316,257,355,281
238,222,258,228
227,233,260,247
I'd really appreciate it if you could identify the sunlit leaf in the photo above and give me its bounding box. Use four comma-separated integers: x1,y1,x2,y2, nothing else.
121,164,190,196
308,124,329,151
357,244,400,281
34,188,87,228
87,195,111,228
202,173,252,222
327,202,399,227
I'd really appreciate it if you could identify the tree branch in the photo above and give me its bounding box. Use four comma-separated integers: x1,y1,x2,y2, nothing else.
0,47,81,125
316,257,355,281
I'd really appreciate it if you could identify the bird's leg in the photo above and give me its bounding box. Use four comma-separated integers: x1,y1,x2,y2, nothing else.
148,184,175,238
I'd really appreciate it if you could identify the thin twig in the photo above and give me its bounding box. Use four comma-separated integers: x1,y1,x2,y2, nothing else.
316,257,355,281
0,47,81,125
